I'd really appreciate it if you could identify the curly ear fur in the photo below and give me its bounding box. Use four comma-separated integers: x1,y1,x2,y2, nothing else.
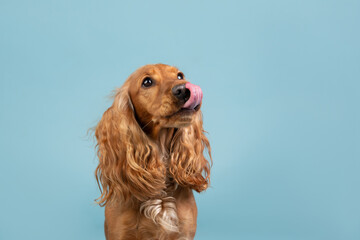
95,86,167,206
169,112,212,192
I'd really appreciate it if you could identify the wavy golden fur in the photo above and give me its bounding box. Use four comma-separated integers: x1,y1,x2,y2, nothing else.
94,64,211,240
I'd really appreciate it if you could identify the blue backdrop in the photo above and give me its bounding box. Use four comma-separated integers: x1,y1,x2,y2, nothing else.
1,1,359,239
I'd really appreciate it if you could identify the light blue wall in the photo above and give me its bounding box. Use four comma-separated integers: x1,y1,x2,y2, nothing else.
1,1,359,239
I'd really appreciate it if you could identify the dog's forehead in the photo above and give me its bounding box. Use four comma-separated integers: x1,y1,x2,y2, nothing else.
148,64,179,76
158,64,179,73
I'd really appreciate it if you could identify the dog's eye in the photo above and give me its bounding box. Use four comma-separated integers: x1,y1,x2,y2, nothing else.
142,77,153,88
177,72,184,80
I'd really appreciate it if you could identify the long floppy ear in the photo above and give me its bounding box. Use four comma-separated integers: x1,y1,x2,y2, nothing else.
95,86,166,206
169,111,212,192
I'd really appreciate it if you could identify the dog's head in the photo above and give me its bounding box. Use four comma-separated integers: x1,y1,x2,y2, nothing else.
127,64,203,131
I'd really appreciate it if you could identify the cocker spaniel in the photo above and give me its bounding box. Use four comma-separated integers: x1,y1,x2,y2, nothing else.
94,64,212,240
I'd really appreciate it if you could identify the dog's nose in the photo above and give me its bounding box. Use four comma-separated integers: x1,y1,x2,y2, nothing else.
172,84,190,103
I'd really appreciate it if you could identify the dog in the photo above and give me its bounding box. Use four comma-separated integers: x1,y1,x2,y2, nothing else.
94,64,212,239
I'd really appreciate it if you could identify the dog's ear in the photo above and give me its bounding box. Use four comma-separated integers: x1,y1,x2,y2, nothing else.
169,111,212,192
95,86,166,206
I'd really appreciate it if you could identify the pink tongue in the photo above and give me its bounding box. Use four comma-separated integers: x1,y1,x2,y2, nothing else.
183,82,203,109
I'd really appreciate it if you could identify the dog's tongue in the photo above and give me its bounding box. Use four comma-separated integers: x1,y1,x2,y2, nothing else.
183,82,203,109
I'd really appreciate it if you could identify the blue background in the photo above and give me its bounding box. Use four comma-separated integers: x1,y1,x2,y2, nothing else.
1,0,359,239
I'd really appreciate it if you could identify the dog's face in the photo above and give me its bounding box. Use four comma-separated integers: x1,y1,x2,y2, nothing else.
127,64,203,129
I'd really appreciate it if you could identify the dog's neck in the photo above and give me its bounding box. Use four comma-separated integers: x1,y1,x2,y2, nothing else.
137,115,177,161
151,127,176,157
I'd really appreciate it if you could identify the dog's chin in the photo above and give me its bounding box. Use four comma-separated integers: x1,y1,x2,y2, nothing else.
168,120,193,128
161,108,198,128
164,121,192,128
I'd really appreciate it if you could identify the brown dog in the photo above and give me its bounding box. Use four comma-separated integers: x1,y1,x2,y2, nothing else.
94,64,211,239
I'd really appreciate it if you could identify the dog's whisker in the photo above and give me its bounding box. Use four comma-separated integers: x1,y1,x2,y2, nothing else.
141,120,153,130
